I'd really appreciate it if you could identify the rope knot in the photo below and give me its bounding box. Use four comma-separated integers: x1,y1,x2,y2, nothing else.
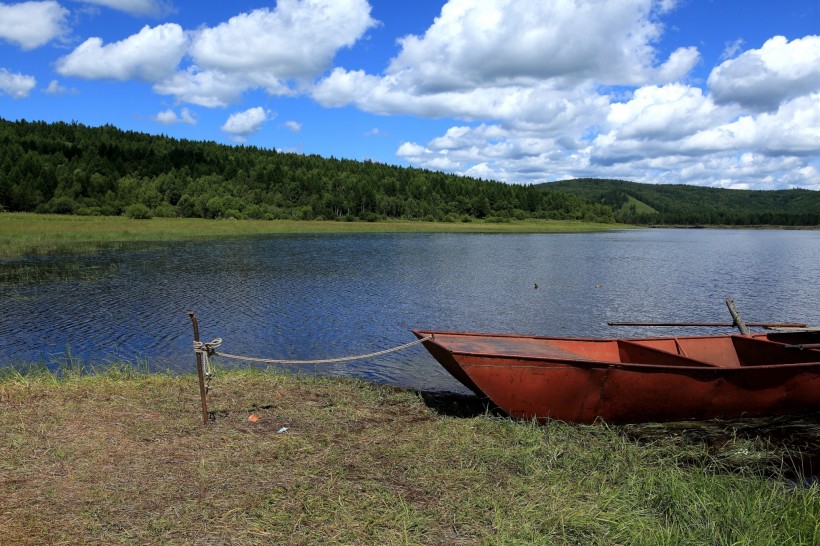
193,338,222,356
193,339,222,393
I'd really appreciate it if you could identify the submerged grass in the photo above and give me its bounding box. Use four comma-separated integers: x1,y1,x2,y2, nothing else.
1,365,817,545
0,212,627,259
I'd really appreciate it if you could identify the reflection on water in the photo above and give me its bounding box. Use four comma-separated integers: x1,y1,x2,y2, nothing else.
1,229,819,391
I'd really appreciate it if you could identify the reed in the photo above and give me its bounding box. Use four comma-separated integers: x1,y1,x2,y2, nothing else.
0,213,626,259
1,365,816,545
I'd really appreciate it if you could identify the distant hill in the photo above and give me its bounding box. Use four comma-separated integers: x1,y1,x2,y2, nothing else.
537,179,820,226
0,118,613,223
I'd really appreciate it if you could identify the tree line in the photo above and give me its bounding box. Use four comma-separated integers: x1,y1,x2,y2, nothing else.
0,118,614,223
539,179,820,226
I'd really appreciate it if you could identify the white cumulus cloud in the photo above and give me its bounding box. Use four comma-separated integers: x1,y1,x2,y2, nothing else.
221,107,274,141
0,68,36,98
154,107,196,125
152,67,245,108
314,0,696,116
190,0,375,77
384,0,675,90
0,1,69,50
50,0,377,109
56,23,187,81
708,35,820,111
151,0,378,105
606,84,729,140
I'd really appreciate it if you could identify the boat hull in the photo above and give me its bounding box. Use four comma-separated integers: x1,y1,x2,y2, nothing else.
413,330,820,424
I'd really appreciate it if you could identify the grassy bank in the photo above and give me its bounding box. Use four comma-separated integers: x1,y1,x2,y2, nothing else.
1,365,817,545
0,213,628,259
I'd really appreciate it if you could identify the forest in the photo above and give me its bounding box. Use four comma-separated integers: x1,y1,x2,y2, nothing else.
2,118,817,226
539,178,820,226
0,118,613,223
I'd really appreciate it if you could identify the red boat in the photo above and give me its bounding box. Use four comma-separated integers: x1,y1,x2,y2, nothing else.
413,329,820,424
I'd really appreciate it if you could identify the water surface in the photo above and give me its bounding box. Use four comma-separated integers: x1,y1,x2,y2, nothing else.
2,229,818,392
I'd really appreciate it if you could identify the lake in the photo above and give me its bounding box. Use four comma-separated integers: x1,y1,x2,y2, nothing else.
2,228,818,392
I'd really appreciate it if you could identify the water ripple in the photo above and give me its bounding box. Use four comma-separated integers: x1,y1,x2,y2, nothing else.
2,230,819,391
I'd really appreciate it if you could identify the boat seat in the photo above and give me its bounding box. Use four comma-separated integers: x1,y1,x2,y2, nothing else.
617,340,719,367
731,336,820,366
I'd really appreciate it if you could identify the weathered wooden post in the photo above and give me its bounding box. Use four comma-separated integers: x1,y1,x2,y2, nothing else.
725,296,750,335
188,312,210,424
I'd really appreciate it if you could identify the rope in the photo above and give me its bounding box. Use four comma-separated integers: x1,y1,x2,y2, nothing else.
194,335,432,366
192,338,222,392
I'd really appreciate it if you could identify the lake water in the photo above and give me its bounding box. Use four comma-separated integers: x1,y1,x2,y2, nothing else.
2,228,818,392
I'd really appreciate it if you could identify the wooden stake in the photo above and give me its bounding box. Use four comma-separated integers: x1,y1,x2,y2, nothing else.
188,311,210,424
725,296,750,335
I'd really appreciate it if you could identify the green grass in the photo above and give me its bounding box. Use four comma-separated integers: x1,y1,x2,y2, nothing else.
617,194,658,216
0,212,629,259
1,365,817,545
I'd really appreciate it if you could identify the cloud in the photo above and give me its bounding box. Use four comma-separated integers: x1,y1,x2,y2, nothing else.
315,69,610,132
189,0,376,77
720,38,744,61
397,123,581,182
606,84,729,140
354,1,819,190
312,0,699,177
75,0,173,17
283,120,302,132
681,94,820,156
0,68,36,98
314,0,696,115
397,86,820,189
154,107,196,125
708,35,820,111
0,1,69,50
152,0,378,105
56,23,187,81
152,67,245,108
221,107,274,141
57,0,377,107
43,79,76,95
384,0,674,90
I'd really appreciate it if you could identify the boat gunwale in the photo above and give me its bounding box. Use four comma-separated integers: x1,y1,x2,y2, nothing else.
412,329,820,373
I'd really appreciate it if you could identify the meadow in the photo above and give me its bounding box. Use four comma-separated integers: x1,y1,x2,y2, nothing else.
0,212,625,259
1,364,817,545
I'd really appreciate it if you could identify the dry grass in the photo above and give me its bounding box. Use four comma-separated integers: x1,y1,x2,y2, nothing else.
1,367,818,545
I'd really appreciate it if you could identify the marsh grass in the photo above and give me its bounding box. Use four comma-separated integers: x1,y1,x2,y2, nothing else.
0,213,626,259
1,365,817,545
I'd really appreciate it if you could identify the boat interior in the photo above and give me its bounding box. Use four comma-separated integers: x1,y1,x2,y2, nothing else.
417,332,820,368
539,335,820,368
422,330,820,369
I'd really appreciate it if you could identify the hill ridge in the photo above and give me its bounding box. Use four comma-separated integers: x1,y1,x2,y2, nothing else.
538,178,819,226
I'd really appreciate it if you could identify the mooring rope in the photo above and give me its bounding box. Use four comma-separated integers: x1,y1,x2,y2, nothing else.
193,335,432,366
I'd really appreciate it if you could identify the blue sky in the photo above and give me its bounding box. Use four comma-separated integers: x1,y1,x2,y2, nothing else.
1,0,819,190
